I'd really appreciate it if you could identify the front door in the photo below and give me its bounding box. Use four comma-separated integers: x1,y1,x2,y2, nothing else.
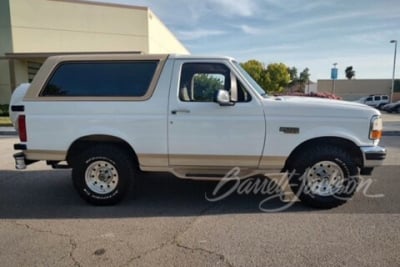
167,60,266,168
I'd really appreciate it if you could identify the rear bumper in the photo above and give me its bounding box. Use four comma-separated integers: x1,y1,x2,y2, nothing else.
360,146,386,167
13,152,37,169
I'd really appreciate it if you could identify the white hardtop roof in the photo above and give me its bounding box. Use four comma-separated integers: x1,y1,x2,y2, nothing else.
169,54,236,61
42,53,236,62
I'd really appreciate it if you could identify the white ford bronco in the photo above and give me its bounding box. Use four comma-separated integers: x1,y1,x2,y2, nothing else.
10,54,386,208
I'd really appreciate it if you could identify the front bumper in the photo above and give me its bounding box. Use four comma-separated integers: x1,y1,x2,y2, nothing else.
360,146,386,167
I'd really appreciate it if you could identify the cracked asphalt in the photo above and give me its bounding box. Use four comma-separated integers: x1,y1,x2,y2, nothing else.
0,136,399,267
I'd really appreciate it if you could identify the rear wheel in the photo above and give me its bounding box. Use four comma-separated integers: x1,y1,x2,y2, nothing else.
72,145,134,205
288,145,359,209
396,106,400,113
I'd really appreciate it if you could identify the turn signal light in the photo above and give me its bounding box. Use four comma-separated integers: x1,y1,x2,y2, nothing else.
370,130,382,140
369,116,382,140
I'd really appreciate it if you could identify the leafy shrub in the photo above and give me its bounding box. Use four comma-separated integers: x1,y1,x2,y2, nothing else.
0,104,10,116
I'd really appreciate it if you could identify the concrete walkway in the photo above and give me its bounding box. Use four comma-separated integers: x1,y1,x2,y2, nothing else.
0,127,16,136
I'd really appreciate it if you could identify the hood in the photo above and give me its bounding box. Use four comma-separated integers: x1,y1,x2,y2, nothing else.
262,96,380,119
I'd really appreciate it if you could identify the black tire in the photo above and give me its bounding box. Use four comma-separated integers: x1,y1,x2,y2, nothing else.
72,144,134,205
288,145,359,209
396,106,400,113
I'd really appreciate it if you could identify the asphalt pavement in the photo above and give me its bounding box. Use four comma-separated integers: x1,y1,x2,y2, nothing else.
0,133,399,266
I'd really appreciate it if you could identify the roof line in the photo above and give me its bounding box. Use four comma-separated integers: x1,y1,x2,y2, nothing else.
0,51,142,59
49,0,148,11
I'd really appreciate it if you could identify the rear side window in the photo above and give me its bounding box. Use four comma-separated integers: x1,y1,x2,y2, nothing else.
41,61,158,97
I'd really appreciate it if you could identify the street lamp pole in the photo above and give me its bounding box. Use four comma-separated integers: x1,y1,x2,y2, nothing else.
390,40,397,103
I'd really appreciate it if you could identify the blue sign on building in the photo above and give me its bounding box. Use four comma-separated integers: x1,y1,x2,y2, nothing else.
331,68,338,80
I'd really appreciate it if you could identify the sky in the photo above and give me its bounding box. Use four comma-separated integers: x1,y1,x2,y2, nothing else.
93,0,400,81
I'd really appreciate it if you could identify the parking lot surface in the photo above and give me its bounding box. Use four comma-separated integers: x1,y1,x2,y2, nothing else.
0,135,399,266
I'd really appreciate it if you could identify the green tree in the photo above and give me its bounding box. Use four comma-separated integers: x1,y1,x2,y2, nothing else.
345,66,355,80
264,63,291,93
287,66,298,86
193,74,224,101
240,60,266,88
241,60,291,93
299,68,310,90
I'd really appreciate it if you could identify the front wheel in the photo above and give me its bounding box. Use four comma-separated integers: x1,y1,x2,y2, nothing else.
288,146,359,209
72,145,134,205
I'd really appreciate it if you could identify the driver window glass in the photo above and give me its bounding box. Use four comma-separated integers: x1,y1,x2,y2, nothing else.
179,63,229,102
179,62,251,102
192,73,225,102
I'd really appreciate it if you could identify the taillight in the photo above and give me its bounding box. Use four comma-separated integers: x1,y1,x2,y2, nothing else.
18,115,27,142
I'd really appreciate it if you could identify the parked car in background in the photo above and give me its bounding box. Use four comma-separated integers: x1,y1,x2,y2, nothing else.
354,95,389,109
382,100,400,113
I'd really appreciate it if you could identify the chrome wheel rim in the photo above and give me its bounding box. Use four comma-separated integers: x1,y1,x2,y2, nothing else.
303,161,345,197
85,160,119,194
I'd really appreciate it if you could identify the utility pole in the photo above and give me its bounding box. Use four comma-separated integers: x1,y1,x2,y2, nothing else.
390,40,397,103
331,63,338,94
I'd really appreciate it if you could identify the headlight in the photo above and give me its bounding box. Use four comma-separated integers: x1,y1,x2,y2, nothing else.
369,115,382,140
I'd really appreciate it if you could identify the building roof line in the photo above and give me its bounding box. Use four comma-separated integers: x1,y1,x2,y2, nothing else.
0,51,142,60
49,0,148,11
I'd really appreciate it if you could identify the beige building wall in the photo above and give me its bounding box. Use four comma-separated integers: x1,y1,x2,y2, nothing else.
0,0,189,104
13,60,29,87
394,92,400,102
0,0,13,103
148,10,189,54
9,0,150,53
318,79,392,101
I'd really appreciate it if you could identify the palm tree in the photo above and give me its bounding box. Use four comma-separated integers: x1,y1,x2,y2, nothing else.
345,66,355,80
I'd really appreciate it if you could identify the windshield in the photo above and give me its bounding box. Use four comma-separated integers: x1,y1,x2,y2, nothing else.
232,61,268,97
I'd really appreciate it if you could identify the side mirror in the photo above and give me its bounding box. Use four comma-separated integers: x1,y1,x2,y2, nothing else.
215,89,235,106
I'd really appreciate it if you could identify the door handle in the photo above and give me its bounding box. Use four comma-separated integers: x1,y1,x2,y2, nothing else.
171,109,191,115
